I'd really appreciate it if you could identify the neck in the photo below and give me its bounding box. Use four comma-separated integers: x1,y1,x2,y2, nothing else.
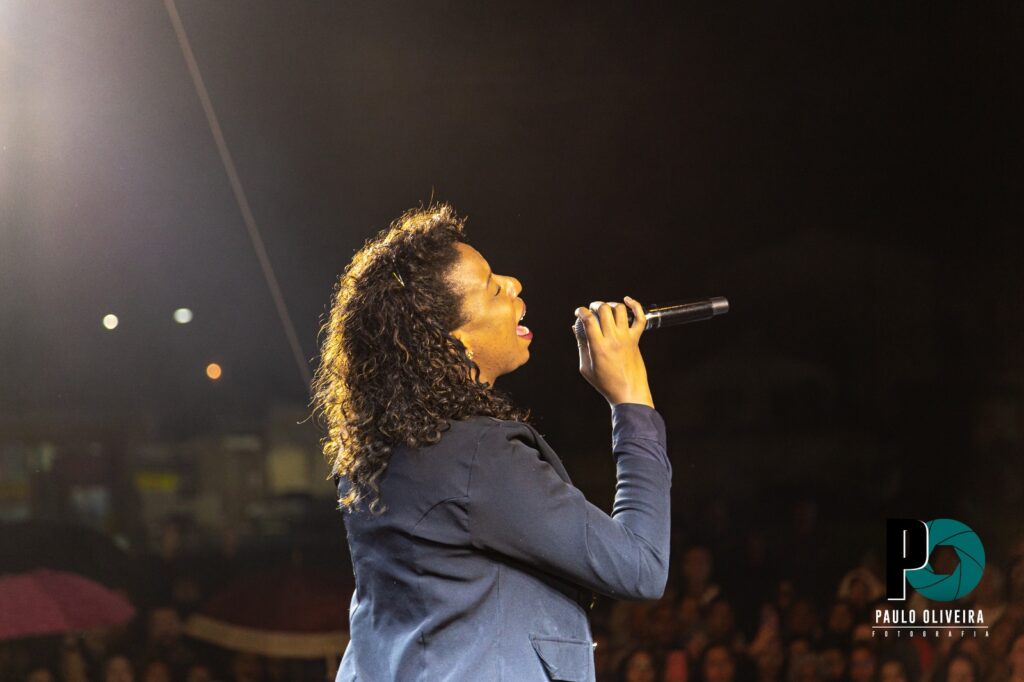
474,366,496,387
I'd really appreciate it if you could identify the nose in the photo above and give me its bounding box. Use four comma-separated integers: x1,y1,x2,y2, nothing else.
503,275,522,297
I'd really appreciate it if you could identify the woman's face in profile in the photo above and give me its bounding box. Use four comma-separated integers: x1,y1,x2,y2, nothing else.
448,242,530,385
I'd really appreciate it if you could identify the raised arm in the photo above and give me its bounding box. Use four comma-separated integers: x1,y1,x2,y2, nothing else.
466,402,672,600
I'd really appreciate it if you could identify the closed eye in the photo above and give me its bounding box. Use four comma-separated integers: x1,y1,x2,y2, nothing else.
494,282,501,296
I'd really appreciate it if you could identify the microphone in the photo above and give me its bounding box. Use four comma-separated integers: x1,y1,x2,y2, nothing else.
574,297,729,335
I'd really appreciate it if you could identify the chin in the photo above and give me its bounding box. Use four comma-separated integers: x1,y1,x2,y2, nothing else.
504,351,530,375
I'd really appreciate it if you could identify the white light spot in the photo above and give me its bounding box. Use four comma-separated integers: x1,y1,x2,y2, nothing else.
102,314,119,330
173,308,193,324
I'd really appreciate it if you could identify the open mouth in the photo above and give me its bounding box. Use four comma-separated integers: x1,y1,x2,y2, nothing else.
516,301,532,339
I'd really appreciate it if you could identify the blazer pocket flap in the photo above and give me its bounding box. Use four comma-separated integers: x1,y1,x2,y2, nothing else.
529,635,591,681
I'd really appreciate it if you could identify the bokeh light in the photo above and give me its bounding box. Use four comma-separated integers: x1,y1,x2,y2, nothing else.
102,314,119,330
205,363,222,380
173,308,193,324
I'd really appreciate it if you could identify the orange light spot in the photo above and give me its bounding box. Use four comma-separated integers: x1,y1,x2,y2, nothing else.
206,363,222,380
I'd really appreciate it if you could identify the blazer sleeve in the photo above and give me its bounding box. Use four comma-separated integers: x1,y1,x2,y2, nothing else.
466,403,672,600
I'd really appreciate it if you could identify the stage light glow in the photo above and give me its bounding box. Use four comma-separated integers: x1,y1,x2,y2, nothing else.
102,314,119,330
173,308,193,324
206,363,222,380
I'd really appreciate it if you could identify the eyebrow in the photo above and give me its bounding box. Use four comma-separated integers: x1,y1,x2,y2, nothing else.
485,270,493,289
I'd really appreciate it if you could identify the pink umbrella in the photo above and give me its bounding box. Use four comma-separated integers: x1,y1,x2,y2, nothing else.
0,568,136,640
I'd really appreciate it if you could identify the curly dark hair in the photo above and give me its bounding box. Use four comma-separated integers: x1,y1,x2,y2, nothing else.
311,204,531,515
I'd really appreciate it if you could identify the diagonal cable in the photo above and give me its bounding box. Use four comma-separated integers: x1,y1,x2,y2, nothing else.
163,0,312,389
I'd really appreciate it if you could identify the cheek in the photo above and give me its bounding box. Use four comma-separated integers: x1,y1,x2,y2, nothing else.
489,307,515,338
477,312,506,344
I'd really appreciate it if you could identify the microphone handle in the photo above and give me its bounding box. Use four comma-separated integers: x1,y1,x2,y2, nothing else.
641,297,730,330
573,297,729,335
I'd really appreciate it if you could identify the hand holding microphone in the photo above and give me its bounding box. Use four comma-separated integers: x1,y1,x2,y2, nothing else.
572,297,730,336
572,295,729,408
573,297,655,409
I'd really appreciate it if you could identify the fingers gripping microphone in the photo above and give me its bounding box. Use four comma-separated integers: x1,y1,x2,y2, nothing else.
574,297,729,336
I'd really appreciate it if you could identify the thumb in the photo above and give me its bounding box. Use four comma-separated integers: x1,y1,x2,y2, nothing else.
573,311,593,373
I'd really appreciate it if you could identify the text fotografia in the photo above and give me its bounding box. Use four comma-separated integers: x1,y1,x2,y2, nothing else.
873,609,988,638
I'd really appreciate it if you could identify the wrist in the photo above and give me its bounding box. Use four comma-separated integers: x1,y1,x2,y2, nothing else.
608,392,654,409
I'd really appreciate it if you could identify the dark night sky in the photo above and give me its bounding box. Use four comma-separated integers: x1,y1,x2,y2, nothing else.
2,2,1023,516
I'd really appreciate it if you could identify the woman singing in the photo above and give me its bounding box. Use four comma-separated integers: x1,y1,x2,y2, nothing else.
312,204,672,681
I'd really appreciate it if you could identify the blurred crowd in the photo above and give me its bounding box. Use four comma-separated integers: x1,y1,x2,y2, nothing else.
4,627,277,682
0,600,334,682
0,518,338,682
3,508,1024,682
588,528,1024,682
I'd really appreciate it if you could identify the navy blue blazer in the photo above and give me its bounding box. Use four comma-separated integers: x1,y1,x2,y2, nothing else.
335,403,672,682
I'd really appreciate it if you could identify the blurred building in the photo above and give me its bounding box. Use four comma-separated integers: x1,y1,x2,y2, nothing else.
0,403,332,552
